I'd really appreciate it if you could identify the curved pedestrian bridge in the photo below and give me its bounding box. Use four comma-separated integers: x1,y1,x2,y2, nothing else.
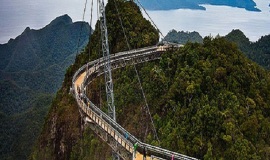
72,45,197,160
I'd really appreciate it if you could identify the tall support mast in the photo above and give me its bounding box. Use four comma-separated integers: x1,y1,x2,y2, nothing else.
98,0,116,121
98,1,119,159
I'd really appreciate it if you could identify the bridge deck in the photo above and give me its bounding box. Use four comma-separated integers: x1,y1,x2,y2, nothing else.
75,70,157,160
75,72,86,92
135,153,152,160
72,46,197,160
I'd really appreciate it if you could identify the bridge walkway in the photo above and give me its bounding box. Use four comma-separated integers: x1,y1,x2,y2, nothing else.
72,45,197,160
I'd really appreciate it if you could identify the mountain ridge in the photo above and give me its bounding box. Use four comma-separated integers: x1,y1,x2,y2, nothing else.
31,1,160,159
225,29,270,69
163,29,270,70
31,1,270,160
0,14,91,160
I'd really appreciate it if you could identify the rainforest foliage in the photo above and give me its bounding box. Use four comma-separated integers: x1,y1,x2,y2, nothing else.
0,15,90,160
33,0,270,159
32,0,270,160
163,29,203,44
67,36,270,159
140,37,270,159
31,0,159,159
98,36,270,159
225,29,270,70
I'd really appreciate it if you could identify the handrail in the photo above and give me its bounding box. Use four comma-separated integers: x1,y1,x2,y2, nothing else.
72,45,198,160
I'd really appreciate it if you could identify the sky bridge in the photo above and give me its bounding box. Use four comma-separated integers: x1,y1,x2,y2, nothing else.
71,0,198,159
72,45,197,160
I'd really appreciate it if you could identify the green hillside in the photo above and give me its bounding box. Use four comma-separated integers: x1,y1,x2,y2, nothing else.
31,0,159,159
225,29,270,69
32,1,270,160
91,37,270,159
163,29,203,44
0,15,90,160
136,37,270,159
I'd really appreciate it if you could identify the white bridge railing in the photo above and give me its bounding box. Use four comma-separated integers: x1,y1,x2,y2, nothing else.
72,45,198,160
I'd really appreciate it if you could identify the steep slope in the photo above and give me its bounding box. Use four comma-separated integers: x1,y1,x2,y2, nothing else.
163,29,203,44
142,37,270,159
225,29,270,69
111,37,270,159
225,29,251,55
31,0,159,160
0,15,91,160
33,2,270,160
250,35,270,69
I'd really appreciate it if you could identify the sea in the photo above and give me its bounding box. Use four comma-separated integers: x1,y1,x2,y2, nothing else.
0,0,269,44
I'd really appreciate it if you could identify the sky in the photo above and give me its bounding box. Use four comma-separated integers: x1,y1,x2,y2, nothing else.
0,0,100,44
0,0,269,44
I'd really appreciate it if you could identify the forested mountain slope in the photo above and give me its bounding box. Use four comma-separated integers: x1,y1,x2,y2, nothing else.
0,15,90,160
100,37,270,159
31,0,159,159
225,29,270,69
137,37,270,159
32,1,270,160
163,29,203,44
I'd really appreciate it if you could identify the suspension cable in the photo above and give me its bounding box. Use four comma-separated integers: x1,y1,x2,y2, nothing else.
97,0,103,109
113,0,131,50
76,0,89,55
113,0,161,145
88,0,94,61
135,0,164,39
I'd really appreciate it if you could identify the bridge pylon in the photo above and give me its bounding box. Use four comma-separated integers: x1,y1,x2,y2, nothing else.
98,0,118,159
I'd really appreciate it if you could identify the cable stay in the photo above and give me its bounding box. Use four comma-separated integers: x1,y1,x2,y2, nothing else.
135,0,165,39
86,0,94,73
88,0,94,61
76,0,90,56
71,0,198,160
112,0,161,146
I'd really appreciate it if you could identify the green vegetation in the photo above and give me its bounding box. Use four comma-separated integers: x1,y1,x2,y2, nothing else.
0,15,90,160
139,37,270,159
163,29,203,44
70,36,270,159
32,1,270,159
108,37,270,159
31,0,159,159
225,29,270,69
164,29,270,70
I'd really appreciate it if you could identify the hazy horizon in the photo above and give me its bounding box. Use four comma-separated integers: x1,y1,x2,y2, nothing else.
0,0,269,44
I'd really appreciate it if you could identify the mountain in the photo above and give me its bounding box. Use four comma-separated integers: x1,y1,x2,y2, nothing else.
225,29,270,69
138,0,261,11
0,14,91,160
107,37,270,159
32,1,270,160
163,29,203,44
131,37,270,159
31,0,159,159
164,29,270,70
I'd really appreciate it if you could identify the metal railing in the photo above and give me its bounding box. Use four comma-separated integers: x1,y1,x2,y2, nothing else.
72,45,198,160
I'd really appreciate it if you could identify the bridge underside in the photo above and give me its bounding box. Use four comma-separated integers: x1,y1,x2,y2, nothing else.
86,118,132,159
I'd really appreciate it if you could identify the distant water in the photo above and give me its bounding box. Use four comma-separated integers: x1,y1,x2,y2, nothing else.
146,0,270,42
0,0,269,44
